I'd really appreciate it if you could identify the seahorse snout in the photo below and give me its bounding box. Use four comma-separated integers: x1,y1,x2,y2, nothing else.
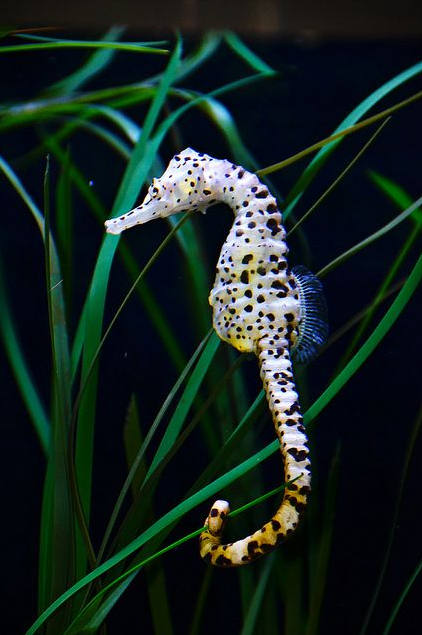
104,195,169,235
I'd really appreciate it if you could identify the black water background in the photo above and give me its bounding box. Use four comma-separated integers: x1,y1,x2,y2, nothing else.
1,35,421,634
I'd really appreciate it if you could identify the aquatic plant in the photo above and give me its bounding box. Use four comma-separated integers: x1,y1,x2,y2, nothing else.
0,29,420,634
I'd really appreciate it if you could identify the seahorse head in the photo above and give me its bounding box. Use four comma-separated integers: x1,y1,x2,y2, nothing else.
105,148,217,235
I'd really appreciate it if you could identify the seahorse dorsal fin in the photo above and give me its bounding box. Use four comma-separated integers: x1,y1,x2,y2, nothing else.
291,265,328,363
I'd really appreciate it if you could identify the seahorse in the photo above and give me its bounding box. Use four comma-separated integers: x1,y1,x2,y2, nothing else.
105,148,327,566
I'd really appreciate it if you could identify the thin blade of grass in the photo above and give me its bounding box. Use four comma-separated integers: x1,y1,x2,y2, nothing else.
189,568,213,635
320,279,404,353
257,90,422,184
0,153,44,233
43,156,75,627
74,211,194,434
123,395,146,494
224,31,275,73
278,552,305,635
37,460,54,611
108,349,244,561
166,212,211,336
14,32,167,46
0,154,73,612
0,40,168,54
360,404,422,635
279,60,422,218
146,333,220,477
147,31,222,85
61,482,294,634
40,137,185,378
55,147,73,319
307,253,422,425
73,37,183,574
383,558,422,635
317,196,422,278
63,573,137,634
122,396,174,635
240,553,276,635
0,257,50,454
337,173,421,367
288,117,391,236
40,26,127,96
146,565,174,635
305,445,341,635
5,34,219,128
97,329,212,563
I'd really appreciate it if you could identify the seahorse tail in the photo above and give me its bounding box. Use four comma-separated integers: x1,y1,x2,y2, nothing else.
199,337,310,567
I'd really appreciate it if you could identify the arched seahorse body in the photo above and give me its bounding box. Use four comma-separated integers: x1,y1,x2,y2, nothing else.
105,148,327,567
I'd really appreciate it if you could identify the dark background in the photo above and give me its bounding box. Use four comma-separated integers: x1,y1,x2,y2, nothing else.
1,27,421,635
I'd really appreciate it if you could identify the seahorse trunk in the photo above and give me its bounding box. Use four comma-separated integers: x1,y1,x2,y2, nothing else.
199,336,310,567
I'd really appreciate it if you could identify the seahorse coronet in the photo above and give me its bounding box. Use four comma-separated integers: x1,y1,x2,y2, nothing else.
105,148,328,567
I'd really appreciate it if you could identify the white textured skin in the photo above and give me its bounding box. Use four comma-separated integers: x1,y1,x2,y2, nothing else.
105,148,311,566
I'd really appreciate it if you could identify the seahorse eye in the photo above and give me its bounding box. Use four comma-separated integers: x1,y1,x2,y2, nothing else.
148,178,161,198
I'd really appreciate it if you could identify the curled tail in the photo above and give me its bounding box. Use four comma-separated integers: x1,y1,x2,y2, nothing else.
199,337,311,566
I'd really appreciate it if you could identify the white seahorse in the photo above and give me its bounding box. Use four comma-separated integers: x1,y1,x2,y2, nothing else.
105,148,327,566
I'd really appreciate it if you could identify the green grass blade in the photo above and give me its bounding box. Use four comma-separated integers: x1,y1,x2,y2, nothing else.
240,553,276,635
0,152,43,233
147,31,222,85
0,257,50,454
224,31,274,73
383,558,422,635
280,60,422,218
278,553,305,635
305,446,341,635
58,483,292,634
55,147,73,318
258,90,422,184
0,40,168,54
166,213,211,336
317,196,422,278
146,565,174,635
122,396,174,635
73,37,184,574
63,573,136,634
322,279,404,353
360,404,422,635
189,568,213,635
337,174,421,368
123,395,147,494
307,253,422,425
37,460,54,611
42,156,75,627
74,212,193,429
14,32,167,46
37,137,183,377
97,329,212,563
113,355,245,549
288,117,391,236
369,170,422,218
41,26,126,95
146,333,220,477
